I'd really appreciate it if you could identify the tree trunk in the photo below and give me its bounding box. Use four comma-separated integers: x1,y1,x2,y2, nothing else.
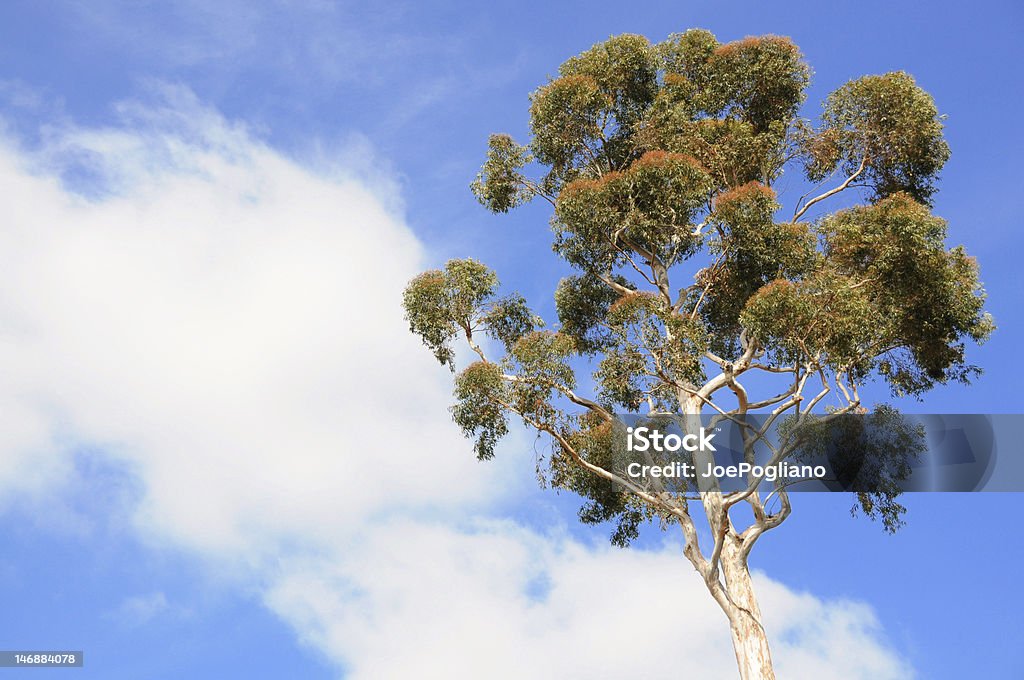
679,394,775,678
720,536,775,680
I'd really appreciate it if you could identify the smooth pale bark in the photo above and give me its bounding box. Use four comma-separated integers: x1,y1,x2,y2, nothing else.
682,393,776,680
721,536,774,680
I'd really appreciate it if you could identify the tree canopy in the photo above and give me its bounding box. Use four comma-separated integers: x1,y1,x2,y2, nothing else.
407,29,991,541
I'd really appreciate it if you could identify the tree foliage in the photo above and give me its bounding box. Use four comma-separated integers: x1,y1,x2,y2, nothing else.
406,29,992,549
806,72,951,204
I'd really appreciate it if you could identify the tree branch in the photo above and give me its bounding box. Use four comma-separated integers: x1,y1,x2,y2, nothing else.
792,155,868,222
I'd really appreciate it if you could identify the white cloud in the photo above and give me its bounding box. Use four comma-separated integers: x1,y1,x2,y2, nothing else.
266,520,912,680
0,90,912,678
0,85,522,554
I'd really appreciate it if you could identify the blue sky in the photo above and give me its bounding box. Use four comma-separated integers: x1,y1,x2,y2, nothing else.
0,1,1022,678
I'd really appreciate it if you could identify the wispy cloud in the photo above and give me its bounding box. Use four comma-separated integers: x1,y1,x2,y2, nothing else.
57,1,530,148
66,1,459,86
107,591,182,627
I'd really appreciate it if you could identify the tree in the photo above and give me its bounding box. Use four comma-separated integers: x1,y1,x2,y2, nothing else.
403,29,992,679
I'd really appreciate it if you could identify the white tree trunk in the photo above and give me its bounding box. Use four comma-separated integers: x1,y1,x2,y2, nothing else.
680,393,775,679
721,536,774,680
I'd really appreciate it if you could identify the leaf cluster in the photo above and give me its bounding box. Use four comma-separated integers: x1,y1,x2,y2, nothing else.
742,194,992,394
803,72,950,204
402,258,541,369
786,405,926,532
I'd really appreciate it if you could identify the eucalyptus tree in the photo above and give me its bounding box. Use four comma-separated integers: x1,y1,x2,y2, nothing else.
403,29,991,679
